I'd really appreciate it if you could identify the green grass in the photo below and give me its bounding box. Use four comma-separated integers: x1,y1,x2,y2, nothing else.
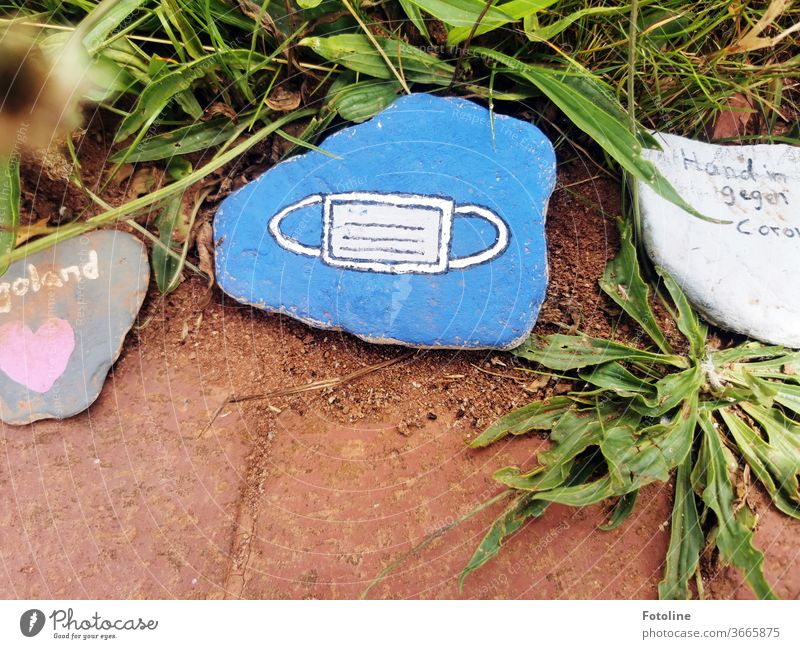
1,0,798,278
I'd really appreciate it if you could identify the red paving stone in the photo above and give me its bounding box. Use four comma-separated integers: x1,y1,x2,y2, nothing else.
0,360,250,598
1,278,798,600
236,409,672,599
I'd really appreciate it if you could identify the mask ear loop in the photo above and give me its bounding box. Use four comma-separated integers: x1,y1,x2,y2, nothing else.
268,195,325,257
449,204,509,269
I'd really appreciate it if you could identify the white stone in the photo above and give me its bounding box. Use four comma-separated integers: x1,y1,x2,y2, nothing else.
638,132,800,348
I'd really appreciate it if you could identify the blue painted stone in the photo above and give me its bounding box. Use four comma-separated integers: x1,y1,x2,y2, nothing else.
214,94,556,349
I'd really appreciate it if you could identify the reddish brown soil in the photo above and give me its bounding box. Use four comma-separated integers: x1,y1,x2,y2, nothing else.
1,138,798,599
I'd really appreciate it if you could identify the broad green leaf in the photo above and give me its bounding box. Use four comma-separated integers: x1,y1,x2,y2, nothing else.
469,396,573,447
549,401,641,446
601,396,696,492
496,404,640,492
528,474,618,507
741,368,778,407
165,156,193,180
657,268,707,360
711,342,787,367
658,456,702,599
81,0,148,52
152,193,185,294
445,0,559,44
641,8,695,44
739,402,800,500
525,5,630,42
514,333,686,371
631,366,702,418
207,0,264,30
495,410,604,491
0,155,20,277
406,0,515,30
471,48,722,224
153,159,199,294
736,353,800,382
326,79,402,123
579,361,657,397
720,408,800,519
696,412,777,599
110,117,242,163
736,351,800,379
599,489,639,531
461,452,603,587
770,381,800,417
298,0,324,7
174,90,204,120
601,217,672,354
299,34,455,85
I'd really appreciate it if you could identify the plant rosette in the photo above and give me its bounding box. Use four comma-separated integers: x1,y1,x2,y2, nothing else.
463,218,800,600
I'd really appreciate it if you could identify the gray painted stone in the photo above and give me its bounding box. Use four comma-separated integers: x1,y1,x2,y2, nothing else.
0,230,149,424
639,132,800,347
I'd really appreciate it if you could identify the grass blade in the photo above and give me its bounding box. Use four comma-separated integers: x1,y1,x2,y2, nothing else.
446,0,559,43
398,0,431,40
600,217,672,354
299,33,455,85
0,154,20,277
514,333,686,371
658,456,702,599
116,50,273,142
471,47,724,223
81,0,148,52
657,268,708,361
1,108,317,268
110,117,243,163
459,493,543,590
696,412,777,599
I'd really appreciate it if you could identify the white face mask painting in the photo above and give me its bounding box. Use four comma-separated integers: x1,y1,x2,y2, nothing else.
268,192,510,274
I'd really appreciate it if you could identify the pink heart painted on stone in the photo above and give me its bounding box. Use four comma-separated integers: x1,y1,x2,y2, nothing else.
0,318,75,393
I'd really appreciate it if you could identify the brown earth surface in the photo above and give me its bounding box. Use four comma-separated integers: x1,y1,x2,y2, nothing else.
1,135,799,599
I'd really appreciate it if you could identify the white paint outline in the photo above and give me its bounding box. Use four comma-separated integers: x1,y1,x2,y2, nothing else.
322,192,450,274
268,194,324,258
267,191,509,274
450,204,509,269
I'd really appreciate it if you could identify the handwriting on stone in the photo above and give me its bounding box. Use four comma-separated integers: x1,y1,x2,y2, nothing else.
638,132,800,348
678,149,791,214
0,250,99,313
